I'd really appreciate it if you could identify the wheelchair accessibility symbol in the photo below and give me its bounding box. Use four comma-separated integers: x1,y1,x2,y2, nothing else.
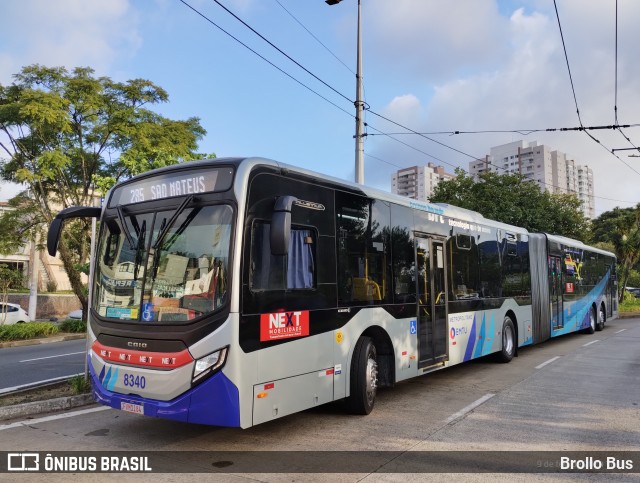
410,320,417,335
142,303,154,322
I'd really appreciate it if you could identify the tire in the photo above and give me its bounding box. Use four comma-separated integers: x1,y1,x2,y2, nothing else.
585,307,596,334
497,316,516,363
596,304,605,331
347,336,378,415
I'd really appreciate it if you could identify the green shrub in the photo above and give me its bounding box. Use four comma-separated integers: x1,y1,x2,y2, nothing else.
46,280,58,293
0,322,60,341
69,374,91,395
59,318,87,333
620,290,640,312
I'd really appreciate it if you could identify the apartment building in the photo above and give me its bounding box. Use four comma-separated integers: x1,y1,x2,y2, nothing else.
469,140,596,218
391,163,455,201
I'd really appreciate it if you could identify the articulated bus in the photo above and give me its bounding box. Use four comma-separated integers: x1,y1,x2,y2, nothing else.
47,157,618,428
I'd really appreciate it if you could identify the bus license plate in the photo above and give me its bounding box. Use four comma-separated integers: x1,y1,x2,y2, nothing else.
121,402,144,415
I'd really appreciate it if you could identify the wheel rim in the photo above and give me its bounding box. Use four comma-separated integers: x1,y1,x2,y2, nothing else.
590,310,596,330
503,323,514,355
599,308,605,327
365,355,378,406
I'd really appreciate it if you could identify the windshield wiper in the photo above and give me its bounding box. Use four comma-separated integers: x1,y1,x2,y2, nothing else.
152,195,194,250
116,205,135,249
134,219,147,279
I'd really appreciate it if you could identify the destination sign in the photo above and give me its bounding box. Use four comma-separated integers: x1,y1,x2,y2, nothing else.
108,167,234,207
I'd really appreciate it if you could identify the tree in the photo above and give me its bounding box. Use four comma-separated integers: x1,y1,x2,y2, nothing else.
0,65,208,319
590,205,640,301
430,169,589,239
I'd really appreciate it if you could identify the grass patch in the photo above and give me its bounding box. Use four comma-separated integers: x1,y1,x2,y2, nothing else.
69,374,92,395
619,290,640,313
0,322,59,342
59,318,87,333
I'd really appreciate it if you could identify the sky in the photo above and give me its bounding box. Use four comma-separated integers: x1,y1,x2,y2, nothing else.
1,0,639,216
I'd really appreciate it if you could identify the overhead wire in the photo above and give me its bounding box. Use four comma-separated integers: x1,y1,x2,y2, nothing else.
210,0,353,104
272,0,355,76
178,0,353,117
271,0,370,150
613,0,640,155
180,0,638,207
365,123,640,138
553,0,640,177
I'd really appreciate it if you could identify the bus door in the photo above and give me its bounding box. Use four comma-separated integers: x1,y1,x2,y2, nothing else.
415,235,448,367
549,256,563,329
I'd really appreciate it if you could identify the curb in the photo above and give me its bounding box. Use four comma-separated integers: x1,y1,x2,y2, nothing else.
618,313,640,319
0,333,86,349
0,393,95,421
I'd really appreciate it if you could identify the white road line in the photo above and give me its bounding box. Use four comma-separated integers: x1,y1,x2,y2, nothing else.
19,351,85,363
0,373,83,395
535,356,560,369
445,393,495,424
582,340,600,347
0,406,110,431
615,329,626,334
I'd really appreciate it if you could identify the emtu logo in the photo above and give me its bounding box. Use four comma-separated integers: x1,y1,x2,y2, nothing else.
450,326,469,339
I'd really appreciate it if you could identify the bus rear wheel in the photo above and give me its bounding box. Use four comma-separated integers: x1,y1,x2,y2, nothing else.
596,304,605,331
497,316,515,363
347,336,378,415
585,307,596,334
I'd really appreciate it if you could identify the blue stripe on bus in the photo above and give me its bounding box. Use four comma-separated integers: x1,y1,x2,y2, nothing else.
483,314,495,356
463,314,477,362
473,313,486,359
89,356,241,427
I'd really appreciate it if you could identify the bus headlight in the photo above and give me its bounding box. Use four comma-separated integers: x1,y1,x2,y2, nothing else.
192,347,228,383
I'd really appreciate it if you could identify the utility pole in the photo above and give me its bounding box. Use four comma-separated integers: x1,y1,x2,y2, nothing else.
326,0,365,184
354,0,365,184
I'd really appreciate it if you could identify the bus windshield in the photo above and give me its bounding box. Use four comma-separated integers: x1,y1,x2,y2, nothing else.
94,204,233,323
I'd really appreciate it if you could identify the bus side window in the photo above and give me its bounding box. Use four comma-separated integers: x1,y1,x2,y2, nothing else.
250,221,316,291
447,234,479,300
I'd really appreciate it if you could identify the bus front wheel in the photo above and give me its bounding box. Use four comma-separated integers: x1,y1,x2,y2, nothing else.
347,336,378,415
497,316,515,363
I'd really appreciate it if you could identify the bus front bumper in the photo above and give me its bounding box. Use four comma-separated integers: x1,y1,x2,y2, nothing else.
88,357,240,427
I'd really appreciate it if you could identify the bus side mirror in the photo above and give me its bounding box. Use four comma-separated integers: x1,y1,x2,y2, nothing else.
47,206,102,256
270,196,297,256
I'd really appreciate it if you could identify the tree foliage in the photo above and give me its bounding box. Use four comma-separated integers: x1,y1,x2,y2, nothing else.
590,205,640,301
430,169,589,239
0,65,209,318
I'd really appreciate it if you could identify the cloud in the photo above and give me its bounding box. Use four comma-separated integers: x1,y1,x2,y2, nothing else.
365,1,640,215
366,0,508,83
0,0,141,83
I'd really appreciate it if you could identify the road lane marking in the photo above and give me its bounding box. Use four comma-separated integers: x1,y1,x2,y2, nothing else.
444,393,495,424
0,373,83,395
0,406,111,431
582,340,600,347
615,329,626,334
535,356,560,369
19,351,85,363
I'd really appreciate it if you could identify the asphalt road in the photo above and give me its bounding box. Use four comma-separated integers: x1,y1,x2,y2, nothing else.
0,338,86,391
0,317,638,481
